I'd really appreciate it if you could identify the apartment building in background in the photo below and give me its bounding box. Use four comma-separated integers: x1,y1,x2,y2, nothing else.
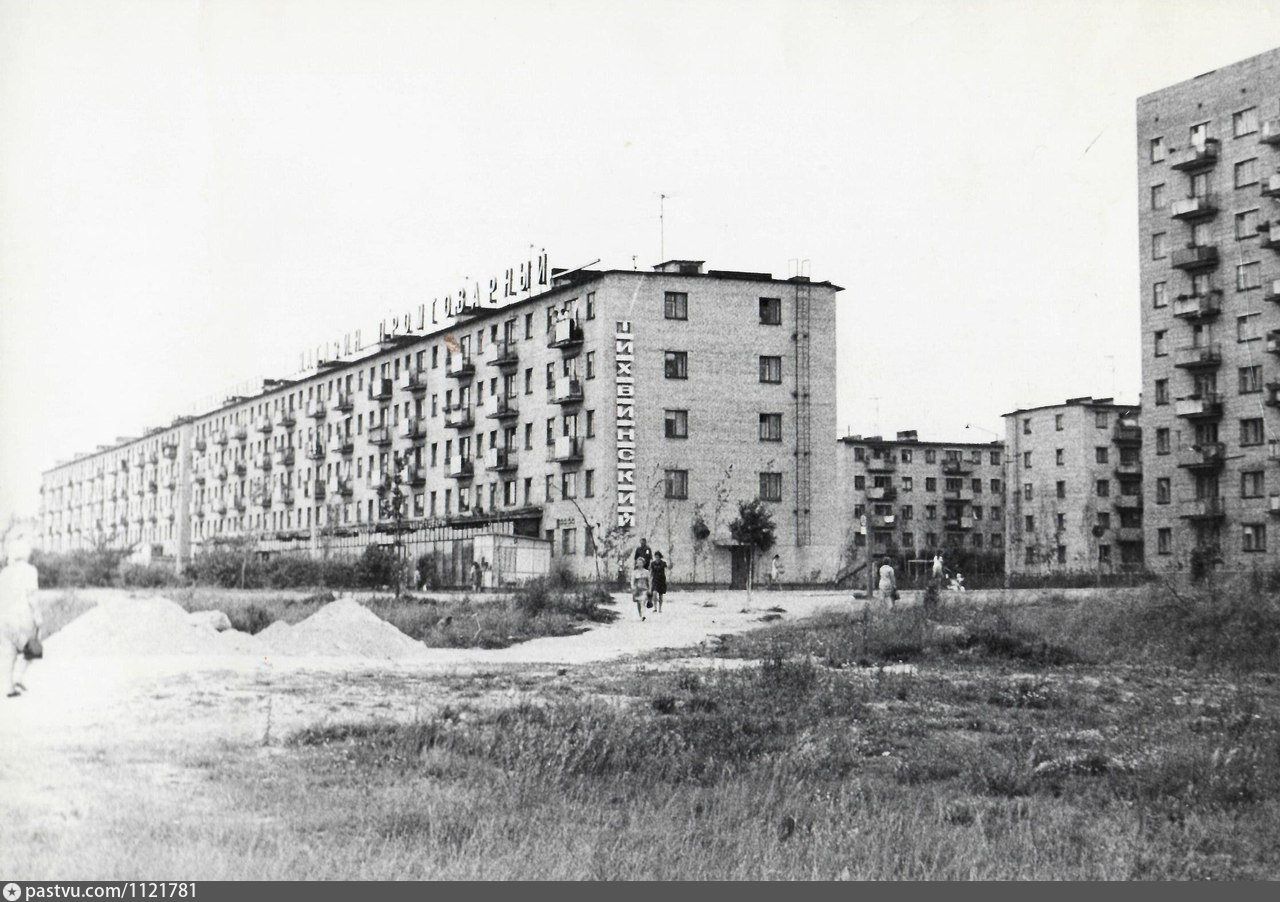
835,431,1006,572
39,259,843,586
1003,397,1143,576
1139,47,1280,570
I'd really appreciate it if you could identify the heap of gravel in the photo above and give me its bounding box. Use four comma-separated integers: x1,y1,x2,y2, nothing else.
255,597,428,661
44,596,259,657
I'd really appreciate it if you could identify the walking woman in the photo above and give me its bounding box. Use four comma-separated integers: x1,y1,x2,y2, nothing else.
649,551,668,613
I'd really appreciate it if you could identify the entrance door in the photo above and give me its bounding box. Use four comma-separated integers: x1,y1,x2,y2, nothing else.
730,547,751,589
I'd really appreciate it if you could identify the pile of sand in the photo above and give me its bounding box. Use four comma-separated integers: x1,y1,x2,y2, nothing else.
255,598,428,661
44,596,259,657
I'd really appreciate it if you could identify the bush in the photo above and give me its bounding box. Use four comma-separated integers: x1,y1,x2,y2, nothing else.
263,555,321,589
31,547,131,588
355,544,400,589
117,562,186,589
546,557,576,590
228,604,273,635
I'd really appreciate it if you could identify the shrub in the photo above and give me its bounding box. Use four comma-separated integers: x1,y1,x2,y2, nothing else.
264,555,321,589
31,547,131,588
546,557,576,590
117,562,186,589
228,604,274,635
355,544,400,589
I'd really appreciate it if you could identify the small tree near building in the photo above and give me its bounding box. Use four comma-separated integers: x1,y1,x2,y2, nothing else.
729,499,776,603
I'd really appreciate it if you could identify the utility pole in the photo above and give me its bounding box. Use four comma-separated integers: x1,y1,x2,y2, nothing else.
659,193,666,261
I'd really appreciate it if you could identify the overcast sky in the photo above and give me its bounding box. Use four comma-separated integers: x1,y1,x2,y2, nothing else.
2,0,1278,518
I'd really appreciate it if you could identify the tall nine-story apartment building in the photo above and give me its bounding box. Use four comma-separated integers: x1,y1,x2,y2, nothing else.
1139,48,1280,570
39,259,842,585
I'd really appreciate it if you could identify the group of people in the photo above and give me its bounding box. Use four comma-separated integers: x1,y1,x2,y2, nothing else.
629,538,668,621
1,524,42,698
873,553,965,608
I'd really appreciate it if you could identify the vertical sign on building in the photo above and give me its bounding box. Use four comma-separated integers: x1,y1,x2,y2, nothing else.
616,321,635,528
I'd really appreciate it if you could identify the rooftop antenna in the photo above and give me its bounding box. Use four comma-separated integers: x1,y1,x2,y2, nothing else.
659,193,666,261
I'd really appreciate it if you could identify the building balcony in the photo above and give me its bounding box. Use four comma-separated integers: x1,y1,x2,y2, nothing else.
255,417,273,435
329,435,354,456
333,390,354,413
1267,330,1280,356
943,516,975,531
193,469,206,485
1264,280,1280,304
161,441,179,460
306,440,326,461
551,378,583,405
1114,423,1142,445
866,485,897,502
486,339,519,369
864,456,896,473
368,425,393,446
551,435,584,463
401,464,426,486
1172,343,1221,369
402,417,427,441
232,496,247,513
1115,527,1144,543
255,453,272,472
273,448,296,469
1169,193,1219,221
869,514,897,529
194,436,207,454
1113,460,1143,477
1180,497,1225,520
445,353,475,379
274,485,295,507
1174,392,1223,419
1171,290,1221,320
548,318,583,350
447,457,475,480
232,460,247,477
306,399,328,419
1259,221,1280,251
1114,494,1144,511
1169,138,1219,171
485,447,517,472
232,425,248,442
402,368,429,394
212,501,228,516
147,450,159,465
313,480,327,502
445,405,474,430
368,378,395,402
1261,118,1280,144
331,476,354,497
940,458,973,475
1170,244,1219,270
366,472,392,494
145,480,158,495
1262,173,1280,198
275,410,296,430
214,465,228,482
257,492,272,511
1176,442,1226,471
485,395,519,420
943,488,974,503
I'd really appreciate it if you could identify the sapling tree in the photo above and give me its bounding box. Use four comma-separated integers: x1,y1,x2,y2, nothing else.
728,498,776,604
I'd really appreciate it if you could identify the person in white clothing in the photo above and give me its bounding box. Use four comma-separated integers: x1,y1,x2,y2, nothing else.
877,560,897,609
0,524,42,697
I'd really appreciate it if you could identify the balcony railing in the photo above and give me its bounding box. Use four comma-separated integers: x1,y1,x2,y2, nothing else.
255,417,273,435
485,448,517,472
551,378,583,405
214,465,228,482
306,440,326,461
1174,392,1224,418
366,472,392,494
486,340,519,369
401,464,426,486
866,485,897,501
329,435,354,456
1176,442,1226,470
943,488,975,503
333,390,354,413
1114,494,1144,510
313,480,327,502
306,399,328,419
1180,497,1225,520
232,460,247,477
232,496,247,513
194,437,207,453
548,318,583,349
1261,118,1280,144
1169,193,1218,220
864,456,896,472
943,516,975,530
1113,459,1142,477
447,458,475,480
1169,138,1219,171
551,435,584,463
1260,221,1280,251
1172,343,1221,369
161,442,179,460
486,395,519,420
1114,423,1142,444
445,353,475,379
368,425,393,446
1264,280,1280,304
369,378,394,402
1115,527,1144,543
275,410,296,430
232,425,248,442
275,486,295,507
941,458,972,475
1262,173,1280,198
402,417,427,441
255,453,272,472
212,501,228,516
257,492,273,510
445,405,474,429
332,476,354,497
403,368,429,393
1267,382,1280,407
273,448,296,469
193,469,207,485
1170,244,1219,270
1171,291,1221,319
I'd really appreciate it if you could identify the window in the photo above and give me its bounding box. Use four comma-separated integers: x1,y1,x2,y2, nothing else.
1237,261,1262,290
1157,528,1172,555
925,477,936,492
1241,470,1265,498
586,410,595,438
1095,447,1109,464
664,351,688,379
991,478,1002,494
1240,365,1263,394
900,505,914,521
1236,209,1259,239
1096,479,1110,498
1099,545,1112,566
971,478,982,494
759,356,782,383
586,352,596,380
561,527,577,556
1235,158,1259,188
664,409,688,439
1156,428,1170,454
1022,418,1031,435
1056,448,1065,466
902,476,913,492
1096,411,1108,429
1155,379,1169,405
759,413,782,442
1152,282,1167,308
1190,122,1209,148
664,292,688,320
1243,523,1267,553
1234,107,1258,137
561,471,577,501
523,423,533,450
1054,413,1064,431
1023,483,1033,501
1025,515,1035,531
585,292,596,320
925,449,936,463
1150,183,1165,210
1056,481,1066,499
1023,451,1032,467
1150,136,1165,163
664,469,688,499
1191,171,1210,198
584,470,595,498
990,450,1001,465
925,505,936,520
759,297,782,325
759,472,782,502
1156,477,1171,504
1154,331,1167,356
1152,232,1167,260
525,313,533,340
1241,418,1264,446
545,362,555,390
901,449,913,463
